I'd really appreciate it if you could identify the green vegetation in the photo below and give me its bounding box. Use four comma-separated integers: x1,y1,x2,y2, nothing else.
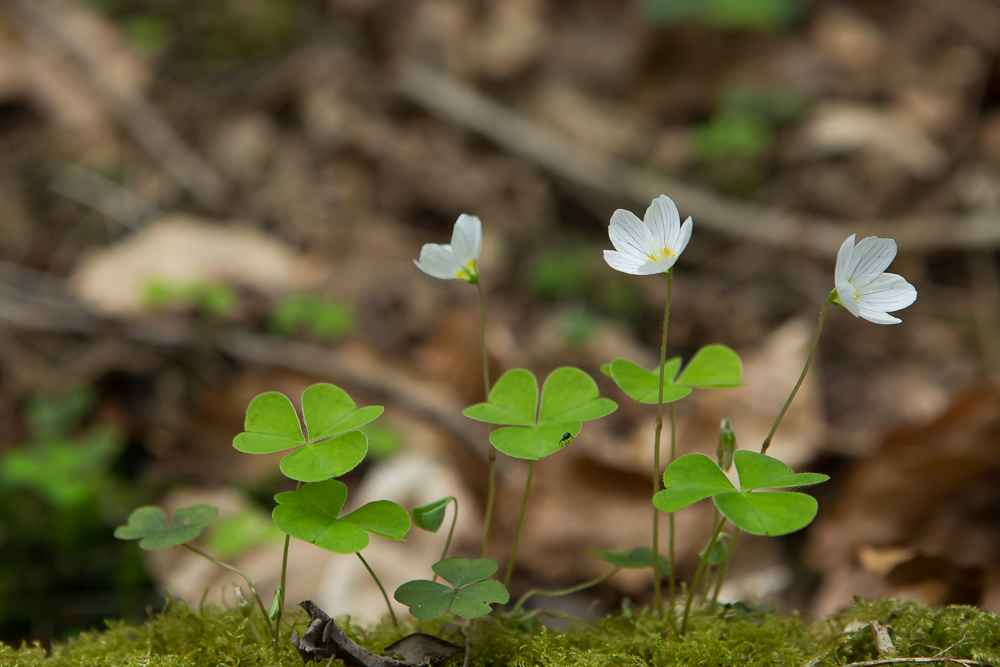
640,0,809,31
5,597,999,667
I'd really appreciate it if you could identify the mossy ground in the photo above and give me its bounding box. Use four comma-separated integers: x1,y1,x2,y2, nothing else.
3,598,999,667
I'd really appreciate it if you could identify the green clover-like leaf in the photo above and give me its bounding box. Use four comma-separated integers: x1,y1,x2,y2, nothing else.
653,454,736,513
608,358,691,404
590,547,670,572
731,450,829,491
450,579,510,618
278,431,368,483
271,480,410,553
233,392,305,454
412,497,453,533
114,504,218,550
462,370,537,426
489,422,580,460
675,344,745,388
713,491,818,536
653,452,828,537
538,367,618,424
233,383,381,483
302,383,383,442
432,557,498,588
395,558,509,620
394,580,454,620
464,368,616,461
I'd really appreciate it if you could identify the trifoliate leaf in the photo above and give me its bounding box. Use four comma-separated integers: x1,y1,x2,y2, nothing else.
732,450,828,491
431,557,498,588
653,453,737,513
608,358,691,404
537,367,617,424
676,344,744,388
114,504,218,550
450,579,509,618
462,370,537,426
713,490,818,536
394,580,454,620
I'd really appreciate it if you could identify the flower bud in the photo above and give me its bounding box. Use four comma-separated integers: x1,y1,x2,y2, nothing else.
717,418,736,471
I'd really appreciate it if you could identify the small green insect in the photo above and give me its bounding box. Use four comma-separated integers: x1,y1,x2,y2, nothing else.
559,432,574,447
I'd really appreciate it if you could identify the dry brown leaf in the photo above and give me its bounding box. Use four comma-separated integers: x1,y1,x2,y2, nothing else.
69,215,321,316
797,103,948,179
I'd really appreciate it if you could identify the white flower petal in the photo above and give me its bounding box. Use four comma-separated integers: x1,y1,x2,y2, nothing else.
644,195,680,250
415,244,462,279
845,236,897,286
857,307,902,325
835,234,856,284
674,216,693,257
856,273,917,312
836,278,861,317
636,256,677,275
609,209,656,260
451,214,482,266
604,249,646,275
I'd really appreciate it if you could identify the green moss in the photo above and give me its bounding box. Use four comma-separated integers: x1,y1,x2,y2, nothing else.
3,598,998,667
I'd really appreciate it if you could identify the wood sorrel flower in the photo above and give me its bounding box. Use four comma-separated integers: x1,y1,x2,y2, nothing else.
414,214,482,283
833,234,917,325
603,195,693,275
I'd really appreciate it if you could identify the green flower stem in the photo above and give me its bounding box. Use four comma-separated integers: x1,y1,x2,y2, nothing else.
273,480,300,656
510,567,621,614
181,544,273,636
667,402,677,631
274,533,290,656
504,460,535,589
761,300,829,455
477,282,497,559
711,527,740,605
651,271,673,619
432,497,459,583
681,516,726,636
356,552,398,627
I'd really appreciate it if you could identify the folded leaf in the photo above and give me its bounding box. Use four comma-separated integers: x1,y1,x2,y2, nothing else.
279,431,368,482
609,358,691,404
450,579,509,618
733,451,829,491
714,490,818,536
462,369,537,426
432,557,498,588
490,422,580,460
538,367,617,424
676,344,744,388
653,454,736,513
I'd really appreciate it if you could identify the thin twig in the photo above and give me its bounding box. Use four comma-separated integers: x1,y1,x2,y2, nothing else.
832,658,995,667
396,60,1000,255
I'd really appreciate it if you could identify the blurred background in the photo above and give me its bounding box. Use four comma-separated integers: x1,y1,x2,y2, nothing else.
1,0,1000,648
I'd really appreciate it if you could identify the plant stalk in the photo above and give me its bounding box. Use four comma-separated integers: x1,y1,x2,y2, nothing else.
680,516,725,635
181,545,273,636
711,527,740,605
477,282,497,559
761,301,828,454
274,533,290,656
510,567,621,614
356,552,398,627
667,402,677,631
432,497,459,583
504,460,535,588
651,271,673,619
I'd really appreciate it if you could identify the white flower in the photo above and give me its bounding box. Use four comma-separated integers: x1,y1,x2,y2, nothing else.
603,195,693,275
414,214,483,283
834,234,917,325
